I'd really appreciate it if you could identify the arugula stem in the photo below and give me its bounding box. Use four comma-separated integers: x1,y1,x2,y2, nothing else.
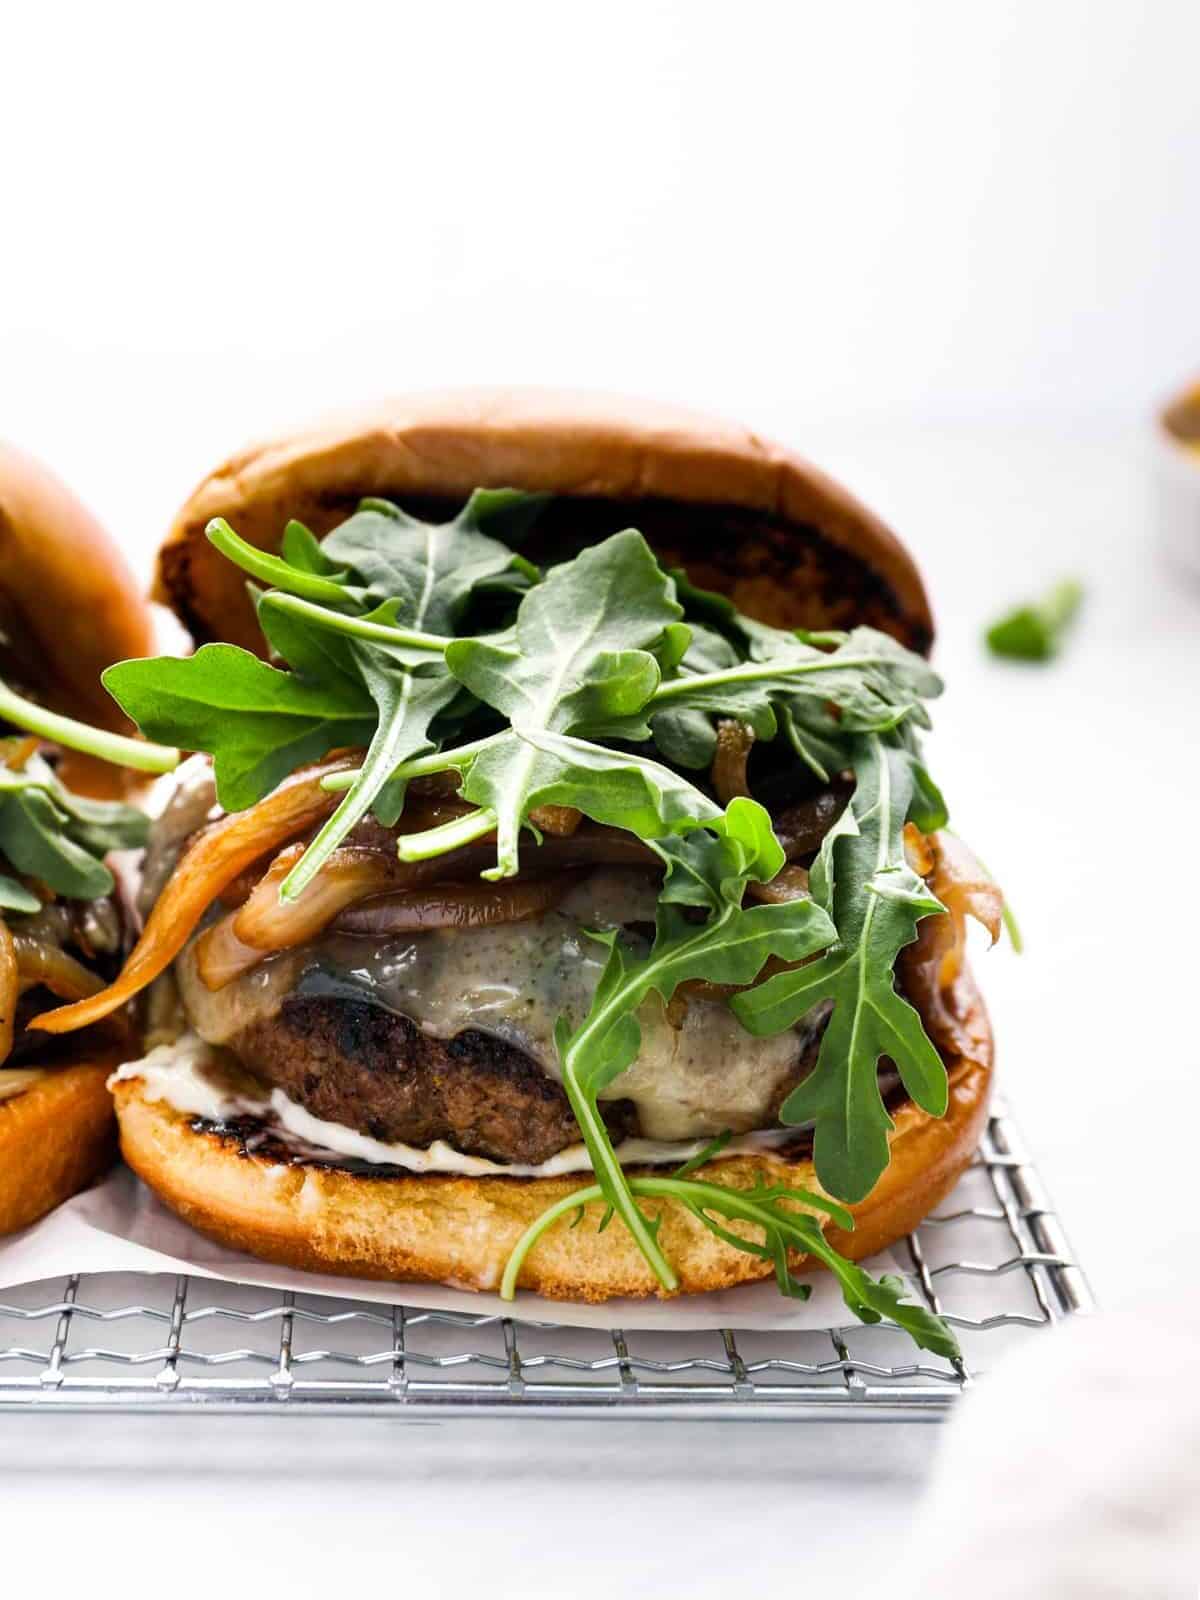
559,1046,680,1293
318,733,504,793
500,1174,844,1301
394,807,498,861
259,591,449,654
553,926,735,1295
0,680,179,774
500,1184,604,1298
649,652,899,706
206,519,351,604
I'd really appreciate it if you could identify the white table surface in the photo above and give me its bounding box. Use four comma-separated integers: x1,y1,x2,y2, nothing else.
3,426,1195,1597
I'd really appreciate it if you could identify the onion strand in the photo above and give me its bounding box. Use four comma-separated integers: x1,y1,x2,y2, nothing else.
29,756,356,1035
0,922,17,1064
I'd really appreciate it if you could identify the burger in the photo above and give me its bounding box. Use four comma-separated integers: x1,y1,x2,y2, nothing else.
35,392,1002,1354
0,443,177,1234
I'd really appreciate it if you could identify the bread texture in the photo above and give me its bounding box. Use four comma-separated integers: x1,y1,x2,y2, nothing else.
112,972,991,1298
0,1058,120,1235
155,388,934,654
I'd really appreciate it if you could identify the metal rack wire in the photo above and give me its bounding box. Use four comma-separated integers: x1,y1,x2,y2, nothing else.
0,1097,1091,1421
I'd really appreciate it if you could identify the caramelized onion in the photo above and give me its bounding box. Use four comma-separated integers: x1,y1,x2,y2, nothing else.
900,829,1004,1059
532,825,656,868
925,832,1003,987
773,781,853,861
747,864,812,905
528,804,583,837
212,799,484,915
30,756,357,1036
194,847,396,990
217,854,278,910
200,846,586,987
193,912,281,991
711,720,754,804
0,922,17,1064
902,820,935,877
408,770,464,801
334,873,580,936
209,825,661,989
13,937,104,1002
4,736,39,772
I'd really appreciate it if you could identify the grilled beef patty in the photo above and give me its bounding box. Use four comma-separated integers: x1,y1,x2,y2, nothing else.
231,996,638,1165
230,993,826,1166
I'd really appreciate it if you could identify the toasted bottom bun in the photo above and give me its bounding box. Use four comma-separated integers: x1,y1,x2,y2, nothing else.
114,973,992,1301
0,1057,121,1236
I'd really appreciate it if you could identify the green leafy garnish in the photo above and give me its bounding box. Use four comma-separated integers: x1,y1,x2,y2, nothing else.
550,801,836,1288
0,754,148,900
106,495,542,900
733,734,947,1203
499,1173,960,1360
653,570,940,779
646,626,939,741
434,530,712,878
0,678,178,775
104,645,378,813
985,578,1084,662
98,488,981,1353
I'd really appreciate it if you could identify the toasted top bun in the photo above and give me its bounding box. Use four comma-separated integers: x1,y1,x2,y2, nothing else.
0,443,155,732
156,389,934,655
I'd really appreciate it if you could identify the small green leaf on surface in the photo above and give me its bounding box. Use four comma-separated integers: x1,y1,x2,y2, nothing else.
985,578,1084,662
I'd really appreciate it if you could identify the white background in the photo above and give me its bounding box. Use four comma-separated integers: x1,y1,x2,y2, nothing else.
2,3,1199,1596
2,0,1199,535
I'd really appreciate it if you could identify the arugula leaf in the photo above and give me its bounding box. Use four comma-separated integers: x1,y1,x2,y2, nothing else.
274,495,536,899
732,734,948,1203
319,493,539,620
435,531,691,878
280,518,347,578
985,578,1084,662
465,724,723,849
661,574,941,777
104,645,377,813
649,622,741,769
47,778,152,858
110,493,542,900
549,799,837,1289
647,625,941,742
0,756,148,900
0,875,40,914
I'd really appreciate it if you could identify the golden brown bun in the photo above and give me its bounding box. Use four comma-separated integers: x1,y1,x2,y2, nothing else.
155,388,934,654
0,443,155,736
0,1057,120,1235
112,972,990,1299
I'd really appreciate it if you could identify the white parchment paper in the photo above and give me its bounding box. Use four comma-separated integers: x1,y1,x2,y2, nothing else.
0,1165,907,1331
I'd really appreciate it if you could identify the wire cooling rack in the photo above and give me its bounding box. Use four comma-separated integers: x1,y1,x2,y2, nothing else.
0,1098,1090,1421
